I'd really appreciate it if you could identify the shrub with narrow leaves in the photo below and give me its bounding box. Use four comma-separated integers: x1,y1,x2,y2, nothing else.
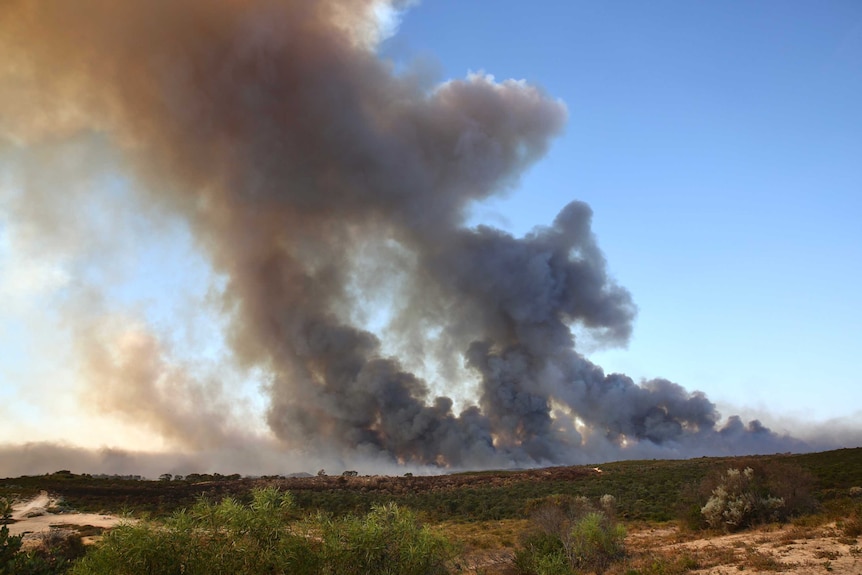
1,524,23,575
700,467,784,531
318,502,452,575
70,488,319,575
515,494,625,575
71,488,451,575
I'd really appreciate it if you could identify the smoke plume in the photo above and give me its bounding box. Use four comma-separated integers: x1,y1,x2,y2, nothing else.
0,0,815,471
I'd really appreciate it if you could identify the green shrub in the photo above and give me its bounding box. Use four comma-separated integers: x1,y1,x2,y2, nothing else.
1,524,23,575
71,489,451,575
318,502,452,575
0,498,12,523
567,512,626,573
515,495,625,575
514,532,567,575
70,487,319,575
1,525,83,575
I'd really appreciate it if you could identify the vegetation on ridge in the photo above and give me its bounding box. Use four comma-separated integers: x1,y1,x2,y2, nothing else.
0,447,860,574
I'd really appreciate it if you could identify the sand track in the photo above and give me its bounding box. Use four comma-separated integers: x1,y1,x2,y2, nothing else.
6,490,131,537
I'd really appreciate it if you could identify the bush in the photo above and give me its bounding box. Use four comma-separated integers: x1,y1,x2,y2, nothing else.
700,467,784,531
71,489,451,575
318,502,452,575
514,532,567,575
514,495,625,575
70,487,319,575
680,461,817,532
0,499,12,523
840,502,862,538
1,524,23,575
1,525,83,575
568,512,626,573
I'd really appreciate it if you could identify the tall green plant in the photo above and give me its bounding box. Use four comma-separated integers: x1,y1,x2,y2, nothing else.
71,487,318,575
514,495,625,575
319,502,452,575
72,489,451,575
0,524,23,575
0,498,13,523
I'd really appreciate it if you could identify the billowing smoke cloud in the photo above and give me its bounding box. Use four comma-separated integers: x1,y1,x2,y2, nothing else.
0,0,825,472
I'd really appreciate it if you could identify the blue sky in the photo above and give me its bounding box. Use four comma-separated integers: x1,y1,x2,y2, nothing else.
385,1,862,423
0,1,860,474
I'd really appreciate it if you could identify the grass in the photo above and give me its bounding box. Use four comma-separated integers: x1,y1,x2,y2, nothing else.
430,519,527,551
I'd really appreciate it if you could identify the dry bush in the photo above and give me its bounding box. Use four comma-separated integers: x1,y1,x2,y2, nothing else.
840,502,862,538
700,467,785,531
744,550,790,571
606,545,738,575
777,525,818,545
680,460,817,532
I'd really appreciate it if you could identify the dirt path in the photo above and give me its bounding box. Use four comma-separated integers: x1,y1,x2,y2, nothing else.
6,490,132,537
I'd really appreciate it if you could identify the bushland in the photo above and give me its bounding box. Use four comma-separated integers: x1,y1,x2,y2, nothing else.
70,487,452,575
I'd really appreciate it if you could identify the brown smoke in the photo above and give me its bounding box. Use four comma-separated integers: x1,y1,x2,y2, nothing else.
0,0,814,471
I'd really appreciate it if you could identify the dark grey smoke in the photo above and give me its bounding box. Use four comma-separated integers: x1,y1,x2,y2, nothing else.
0,0,813,470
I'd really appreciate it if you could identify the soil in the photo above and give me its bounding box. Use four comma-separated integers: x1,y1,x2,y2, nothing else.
452,522,861,575
625,522,861,575
6,490,132,544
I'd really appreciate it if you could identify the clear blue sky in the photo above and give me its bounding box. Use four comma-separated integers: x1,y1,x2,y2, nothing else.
385,1,862,423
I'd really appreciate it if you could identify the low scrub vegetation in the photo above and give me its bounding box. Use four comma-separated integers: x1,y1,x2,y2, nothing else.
317,502,452,575
514,494,626,575
70,487,451,575
839,501,862,538
2,523,86,575
0,448,860,574
700,467,786,531
679,460,817,531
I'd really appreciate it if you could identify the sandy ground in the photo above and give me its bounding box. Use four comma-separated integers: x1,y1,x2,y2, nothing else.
626,522,861,575
6,491,132,540
456,522,861,575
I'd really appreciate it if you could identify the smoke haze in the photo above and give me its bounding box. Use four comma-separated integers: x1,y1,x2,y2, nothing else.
0,0,846,475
